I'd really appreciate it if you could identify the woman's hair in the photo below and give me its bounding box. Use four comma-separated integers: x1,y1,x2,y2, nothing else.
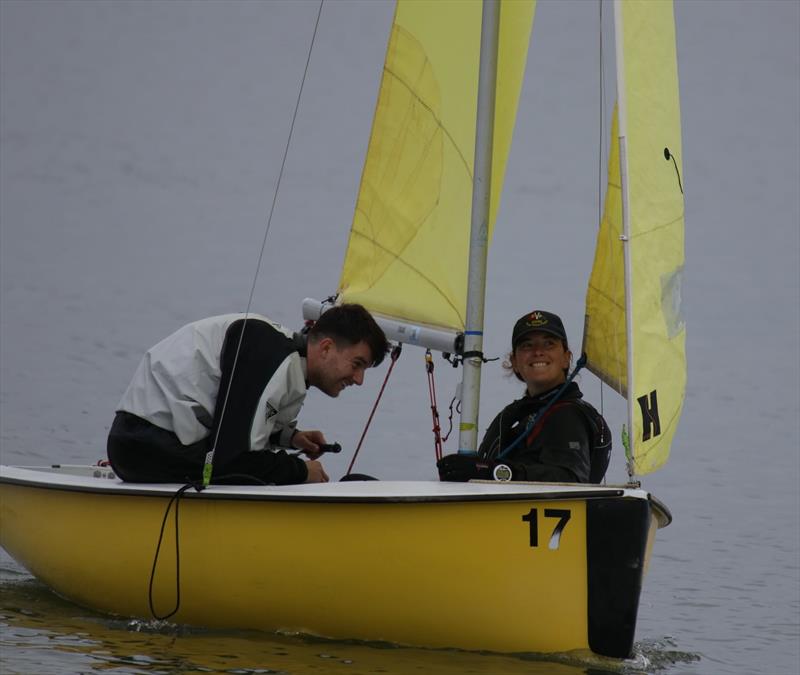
308,303,389,367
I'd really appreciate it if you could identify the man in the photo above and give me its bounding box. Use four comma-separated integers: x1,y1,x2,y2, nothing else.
107,303,388,485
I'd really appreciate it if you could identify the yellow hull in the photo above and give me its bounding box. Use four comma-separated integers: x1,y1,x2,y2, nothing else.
0,466,669,657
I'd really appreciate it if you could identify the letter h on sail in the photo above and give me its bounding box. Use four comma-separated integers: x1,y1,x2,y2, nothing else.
637,389,661,441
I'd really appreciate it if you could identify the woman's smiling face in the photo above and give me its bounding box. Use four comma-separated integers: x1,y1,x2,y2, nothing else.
510,332,571,395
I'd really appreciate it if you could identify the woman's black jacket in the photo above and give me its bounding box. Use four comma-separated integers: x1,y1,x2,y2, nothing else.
477,382,608,483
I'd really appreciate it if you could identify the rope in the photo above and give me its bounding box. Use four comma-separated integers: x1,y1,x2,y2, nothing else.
442,395,460,444
346,344,402,475
202,0,326,487
148,483,199,620
425,350,444,461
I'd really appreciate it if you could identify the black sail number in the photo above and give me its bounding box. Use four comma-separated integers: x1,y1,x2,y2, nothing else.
521,508,572,550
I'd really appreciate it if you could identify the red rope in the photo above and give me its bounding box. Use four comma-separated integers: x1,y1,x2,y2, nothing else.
425,350,444,461
346,344,402,475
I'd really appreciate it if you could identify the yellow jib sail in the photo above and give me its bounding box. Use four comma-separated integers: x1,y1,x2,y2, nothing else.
584,0,686,475
338,0,535,333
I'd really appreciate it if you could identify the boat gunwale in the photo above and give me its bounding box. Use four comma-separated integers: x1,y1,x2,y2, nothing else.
649,492,673,526
0,465,650,504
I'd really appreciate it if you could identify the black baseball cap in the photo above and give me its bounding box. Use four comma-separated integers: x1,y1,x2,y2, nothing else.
511,310,568,348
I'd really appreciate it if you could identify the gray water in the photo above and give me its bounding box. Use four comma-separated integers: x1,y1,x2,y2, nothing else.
1,1,798,673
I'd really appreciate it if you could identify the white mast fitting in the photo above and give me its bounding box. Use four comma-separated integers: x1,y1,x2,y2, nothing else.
458,0,501,455
301,298,461,354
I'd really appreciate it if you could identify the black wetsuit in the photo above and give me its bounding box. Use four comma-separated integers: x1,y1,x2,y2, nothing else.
477,382,610,483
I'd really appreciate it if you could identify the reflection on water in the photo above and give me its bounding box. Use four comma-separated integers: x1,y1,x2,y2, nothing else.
0,565,699,675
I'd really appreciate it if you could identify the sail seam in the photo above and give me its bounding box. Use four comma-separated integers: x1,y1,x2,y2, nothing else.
628,212,684,239
348,225,464,325
383,64,474,181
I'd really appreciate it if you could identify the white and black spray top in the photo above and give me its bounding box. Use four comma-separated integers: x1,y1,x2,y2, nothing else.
117,314,307,462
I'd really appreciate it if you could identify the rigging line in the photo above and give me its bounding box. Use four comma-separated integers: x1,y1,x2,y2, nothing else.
346,344,402,476
148,483,197,620
596,0,606,417
425,349,444,462
442,394,458,443
146,476,266,619
597,0,604,240
203,0,325,486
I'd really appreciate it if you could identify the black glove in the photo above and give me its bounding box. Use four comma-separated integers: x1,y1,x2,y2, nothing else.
437,453,496,482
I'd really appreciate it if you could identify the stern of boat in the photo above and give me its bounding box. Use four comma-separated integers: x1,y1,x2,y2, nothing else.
585,489,671,657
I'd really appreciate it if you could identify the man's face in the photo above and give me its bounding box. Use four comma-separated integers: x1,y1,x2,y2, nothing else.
311,338,372,397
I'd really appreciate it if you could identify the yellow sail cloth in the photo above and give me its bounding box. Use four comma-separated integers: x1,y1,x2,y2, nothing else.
338,0,535,333
584,0,686,475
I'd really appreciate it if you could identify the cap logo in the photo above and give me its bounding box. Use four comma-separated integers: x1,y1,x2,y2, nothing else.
526,311,549,327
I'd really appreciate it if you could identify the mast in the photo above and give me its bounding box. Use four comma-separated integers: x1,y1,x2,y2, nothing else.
458,0,501,454
613,0,636,479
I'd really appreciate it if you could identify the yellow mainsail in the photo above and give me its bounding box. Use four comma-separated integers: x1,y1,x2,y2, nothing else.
584,0,686,475
338,0,535,333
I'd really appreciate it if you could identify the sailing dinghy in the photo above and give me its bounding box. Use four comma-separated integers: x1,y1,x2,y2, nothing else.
0,0,685,658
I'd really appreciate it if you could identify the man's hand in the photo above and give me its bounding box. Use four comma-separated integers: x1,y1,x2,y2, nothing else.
292,429,326,459
304,459,329,483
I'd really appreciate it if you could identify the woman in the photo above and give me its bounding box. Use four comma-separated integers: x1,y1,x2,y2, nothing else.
437,310,610,483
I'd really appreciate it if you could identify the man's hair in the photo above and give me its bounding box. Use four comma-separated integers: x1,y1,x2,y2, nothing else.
308,304,388,367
